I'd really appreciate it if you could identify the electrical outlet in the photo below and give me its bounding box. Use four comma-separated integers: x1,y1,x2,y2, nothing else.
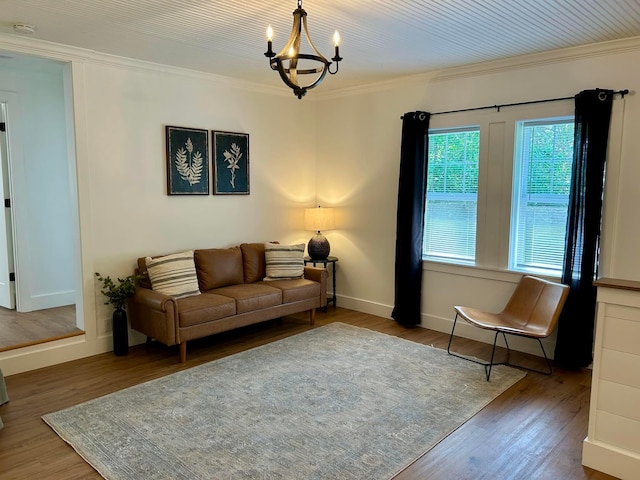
102,317,112,335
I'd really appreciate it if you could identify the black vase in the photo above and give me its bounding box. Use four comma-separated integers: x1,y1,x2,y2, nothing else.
112,308,129,356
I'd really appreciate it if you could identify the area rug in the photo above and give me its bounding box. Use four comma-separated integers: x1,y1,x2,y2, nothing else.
43,322,525,479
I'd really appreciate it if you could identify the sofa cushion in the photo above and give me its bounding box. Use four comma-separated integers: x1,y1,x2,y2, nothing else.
195,247,244,291
241,243,267,284
210,284,282,314
264,243,305,280
177,293,236,328
145,251,200,299
264,278,321,304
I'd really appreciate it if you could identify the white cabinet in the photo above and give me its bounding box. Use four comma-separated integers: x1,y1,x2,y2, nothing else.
582,278,640,480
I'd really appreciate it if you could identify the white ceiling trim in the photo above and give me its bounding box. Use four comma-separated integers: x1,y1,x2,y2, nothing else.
0,33,289,98
2,32,638,102
314,36,640,100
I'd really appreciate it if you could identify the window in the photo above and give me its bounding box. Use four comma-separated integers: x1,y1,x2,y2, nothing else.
423,127,479,262
510,118,574,274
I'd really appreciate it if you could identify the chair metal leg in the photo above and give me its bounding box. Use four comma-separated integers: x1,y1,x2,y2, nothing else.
448,314,551,381
485,331,501,381
534,338,553,375
502,332,510,363
448,314,506,381
447,314,459,354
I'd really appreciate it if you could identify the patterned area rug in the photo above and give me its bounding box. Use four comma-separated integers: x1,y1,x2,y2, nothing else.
43,323,525,479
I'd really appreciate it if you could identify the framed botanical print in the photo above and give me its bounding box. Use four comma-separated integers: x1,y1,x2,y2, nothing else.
166,126,209,195
212,131,249,195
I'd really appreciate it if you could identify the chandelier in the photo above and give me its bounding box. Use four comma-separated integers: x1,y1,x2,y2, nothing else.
264,0,342,99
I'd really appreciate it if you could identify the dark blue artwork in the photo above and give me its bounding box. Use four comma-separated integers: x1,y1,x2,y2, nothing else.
166,126,209,195
213,131,250,195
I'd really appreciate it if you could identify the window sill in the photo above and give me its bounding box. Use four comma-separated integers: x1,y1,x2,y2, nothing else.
422,258,561,284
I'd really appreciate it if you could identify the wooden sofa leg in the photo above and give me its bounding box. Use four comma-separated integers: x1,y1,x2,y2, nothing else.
179,342,187,363
310,308,316,326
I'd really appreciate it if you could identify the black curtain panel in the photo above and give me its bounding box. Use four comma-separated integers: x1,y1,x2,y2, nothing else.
391,111,431,327
554,89,614,369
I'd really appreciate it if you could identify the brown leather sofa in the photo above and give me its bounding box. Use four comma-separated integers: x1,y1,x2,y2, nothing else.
128,243,327,362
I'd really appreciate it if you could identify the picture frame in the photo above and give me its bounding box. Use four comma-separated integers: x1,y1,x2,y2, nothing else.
212,131,250,195
165,126,210,195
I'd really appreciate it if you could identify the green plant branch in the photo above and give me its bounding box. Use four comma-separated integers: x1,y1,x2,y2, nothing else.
95,272,145,310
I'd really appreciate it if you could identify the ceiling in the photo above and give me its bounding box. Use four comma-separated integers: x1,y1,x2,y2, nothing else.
1,0,640,94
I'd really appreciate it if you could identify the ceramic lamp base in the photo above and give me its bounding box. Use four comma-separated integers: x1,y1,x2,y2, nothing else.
308,232,330,260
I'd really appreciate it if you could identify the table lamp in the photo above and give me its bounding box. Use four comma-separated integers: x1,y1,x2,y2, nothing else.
304,206,335,260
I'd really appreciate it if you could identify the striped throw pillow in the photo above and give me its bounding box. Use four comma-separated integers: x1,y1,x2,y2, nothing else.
264,243,305,280
145,250,200,299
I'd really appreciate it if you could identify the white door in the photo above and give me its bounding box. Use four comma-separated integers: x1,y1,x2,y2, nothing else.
0,102,16,309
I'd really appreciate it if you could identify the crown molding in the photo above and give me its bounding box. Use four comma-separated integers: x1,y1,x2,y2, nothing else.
428,35,640,82
2,32,639,101
318,36,640,100
0,33,288,98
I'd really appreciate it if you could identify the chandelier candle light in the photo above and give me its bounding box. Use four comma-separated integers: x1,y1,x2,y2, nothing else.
305,206,336,260
264,0,342,99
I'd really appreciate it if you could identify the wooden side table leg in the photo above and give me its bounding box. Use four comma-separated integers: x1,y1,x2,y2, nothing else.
331,261,337,307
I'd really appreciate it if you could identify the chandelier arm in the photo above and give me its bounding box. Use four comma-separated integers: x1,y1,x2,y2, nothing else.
301,12,330,64
273,57,329,98
303,65,329,91
276,7,303,59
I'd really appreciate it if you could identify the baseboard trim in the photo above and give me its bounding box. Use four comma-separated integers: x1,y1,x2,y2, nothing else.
0,334,111,376
335,295,555,358
335,295,393,319
583,437,640,480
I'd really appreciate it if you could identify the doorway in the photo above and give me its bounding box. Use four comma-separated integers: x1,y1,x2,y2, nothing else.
0,102,15,310
0,53,82,349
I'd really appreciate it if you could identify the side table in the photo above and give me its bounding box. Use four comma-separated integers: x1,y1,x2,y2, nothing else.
304,256,338,308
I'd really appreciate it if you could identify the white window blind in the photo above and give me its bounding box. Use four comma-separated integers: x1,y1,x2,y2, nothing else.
511,119,574,274
423,127,479,262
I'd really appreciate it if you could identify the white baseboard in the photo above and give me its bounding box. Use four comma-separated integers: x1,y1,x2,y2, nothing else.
0,334,111,376
583,438,640,480
335,295,393,319
335,295,555,359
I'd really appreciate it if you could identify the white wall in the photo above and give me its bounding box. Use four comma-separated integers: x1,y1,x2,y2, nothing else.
315,39,640,356
83,61,317,336
0,36,318,373
0,57,76,311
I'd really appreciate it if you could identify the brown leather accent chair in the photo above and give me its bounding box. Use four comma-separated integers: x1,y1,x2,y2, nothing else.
447,275,570,381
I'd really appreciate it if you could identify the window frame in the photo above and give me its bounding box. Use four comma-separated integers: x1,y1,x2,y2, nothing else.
509,116,574,275
422,102,575,279
423,125,480,264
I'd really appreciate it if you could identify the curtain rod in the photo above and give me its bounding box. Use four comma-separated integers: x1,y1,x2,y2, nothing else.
401,89,629,119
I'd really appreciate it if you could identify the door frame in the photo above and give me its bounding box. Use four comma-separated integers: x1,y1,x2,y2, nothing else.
0,91,22,310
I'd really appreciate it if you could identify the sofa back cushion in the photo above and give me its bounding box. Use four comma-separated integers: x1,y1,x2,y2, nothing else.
240,243,267,284
195,247,244,291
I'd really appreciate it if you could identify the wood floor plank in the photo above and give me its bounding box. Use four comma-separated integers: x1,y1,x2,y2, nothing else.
0,308,616,479
0,305,81,351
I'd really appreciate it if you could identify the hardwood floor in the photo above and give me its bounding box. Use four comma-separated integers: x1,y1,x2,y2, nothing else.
0,305,82,351
0,308,617,479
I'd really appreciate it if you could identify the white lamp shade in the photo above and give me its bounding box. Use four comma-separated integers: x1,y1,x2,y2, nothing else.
305,207,335,232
